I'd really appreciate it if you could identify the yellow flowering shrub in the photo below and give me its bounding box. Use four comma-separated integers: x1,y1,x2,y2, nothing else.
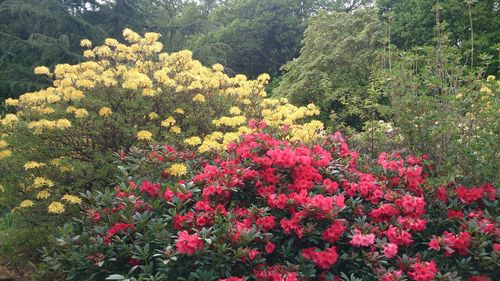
0,29,322,218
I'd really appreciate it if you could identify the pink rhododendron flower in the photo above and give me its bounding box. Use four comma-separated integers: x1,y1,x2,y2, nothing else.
383,243,398,258
176,231,204,255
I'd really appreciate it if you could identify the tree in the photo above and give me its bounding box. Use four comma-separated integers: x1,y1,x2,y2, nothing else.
0,0,106,100
186,0,371,78
377,0,500,73
273,9,385,129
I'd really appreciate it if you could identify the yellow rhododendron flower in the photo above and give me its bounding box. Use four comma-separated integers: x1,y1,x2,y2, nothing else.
137,130,153,141
60,165,74,172
161,116,176,127
0,150,12,159
192,94,206,103
174,108,185,114
48,201,65,213
144,32,160,43
36,189,50,199
34,66,50,75
62,194,82,205
24,161,46,170
212,64,224,72
123,28,141,42
2,114,18,126
148,112,159,120
99,107,112,117
20,200,34,208
170,126,181,134
74,108,89,118
56,119,72,129
32,177,54,188
480,87,492,94
80,39,92,48
5,98,18,106
229,106,241,115
83,50,95,58
0,140,7,149
104,38,119,46
184,136,202,146
166,163,187,177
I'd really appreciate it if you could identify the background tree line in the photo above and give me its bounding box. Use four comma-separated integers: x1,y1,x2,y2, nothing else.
0,0,365,100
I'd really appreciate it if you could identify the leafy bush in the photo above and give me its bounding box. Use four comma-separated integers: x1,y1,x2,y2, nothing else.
376,46,499,186
0,29,322,219
42,126,499,280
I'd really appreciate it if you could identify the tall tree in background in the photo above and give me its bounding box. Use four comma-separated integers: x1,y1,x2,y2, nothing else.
0,0,106,100
273,9,384,129
377,0,500,73
186,0,373,77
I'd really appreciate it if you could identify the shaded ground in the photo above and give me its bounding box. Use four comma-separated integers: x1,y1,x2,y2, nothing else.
0,265,26,281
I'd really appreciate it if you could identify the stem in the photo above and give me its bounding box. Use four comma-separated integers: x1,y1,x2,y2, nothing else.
467,1,474,68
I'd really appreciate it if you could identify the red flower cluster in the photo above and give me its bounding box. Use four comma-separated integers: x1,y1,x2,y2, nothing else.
107,222,135,237
302,246,339,269
407,260,438,281
176,230,204,255
455,184,496,204
429,231,472,256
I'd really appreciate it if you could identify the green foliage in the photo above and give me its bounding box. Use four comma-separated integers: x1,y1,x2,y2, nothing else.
0,212,53,271
0,0,106,100
187,0,325,77
377,0,500,73
273,9,385,129
375,45,499,185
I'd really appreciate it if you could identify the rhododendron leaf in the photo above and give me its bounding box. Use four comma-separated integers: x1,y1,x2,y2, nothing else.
106,274,126,280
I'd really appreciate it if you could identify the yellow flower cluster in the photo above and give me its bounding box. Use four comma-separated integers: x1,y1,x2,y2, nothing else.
1,114,18,127
0,149,11,160
24,161,46,170
19,200,34,208
62,194,82,204
192,94,206,103
0,139,11,160
27,119,72,134
161,116,176,127
184,136,202,146
166,163,188,177
148,112,159,120
34,66,50,75
170,126,181,134
32,177,54,189
212,116,247,127
36,189,51,199
48,201,65,214
5,98,19,106
137,130,153,141
99,107,113,117
229,106,241,115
